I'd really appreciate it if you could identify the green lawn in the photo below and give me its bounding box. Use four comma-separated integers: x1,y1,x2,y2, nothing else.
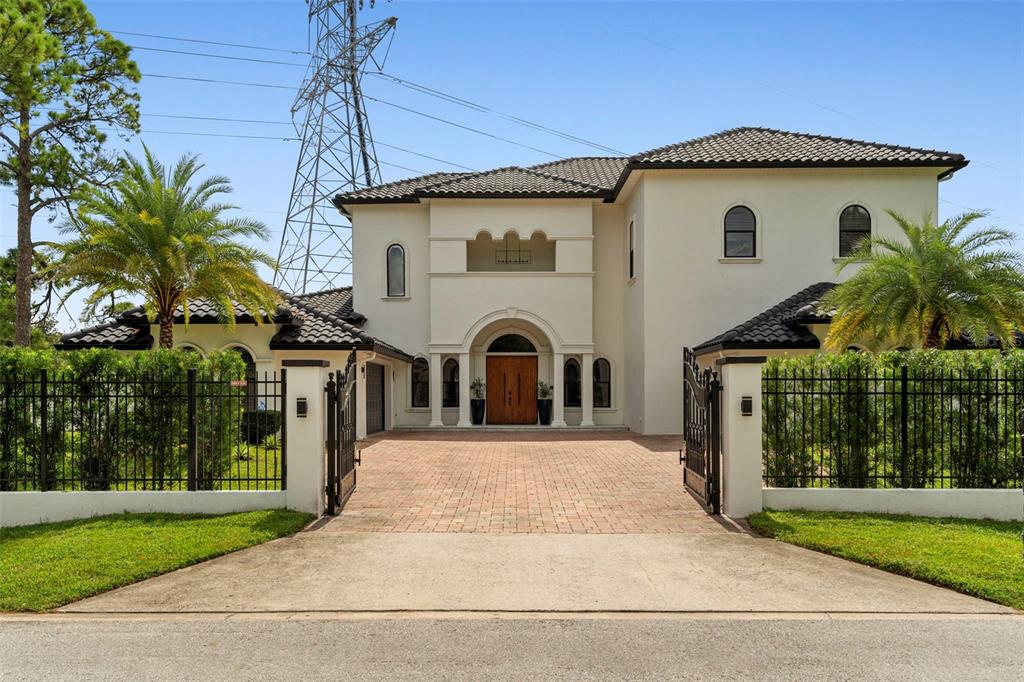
749,510,1024,610
0,509,312,612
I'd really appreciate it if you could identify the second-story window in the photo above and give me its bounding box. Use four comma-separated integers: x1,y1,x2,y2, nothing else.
839,205,871,257
628,219,635,279
724,206,756,258
386,244,406,297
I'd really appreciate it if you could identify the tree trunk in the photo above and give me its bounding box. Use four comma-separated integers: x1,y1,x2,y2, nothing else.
158,315,174,349
14,106,32,347
925,317,945,349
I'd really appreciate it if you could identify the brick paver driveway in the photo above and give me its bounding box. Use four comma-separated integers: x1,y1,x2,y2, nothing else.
323,431,732,534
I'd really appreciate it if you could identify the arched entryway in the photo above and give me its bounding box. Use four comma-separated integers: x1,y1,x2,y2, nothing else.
484,333,538,424
469,317,553,426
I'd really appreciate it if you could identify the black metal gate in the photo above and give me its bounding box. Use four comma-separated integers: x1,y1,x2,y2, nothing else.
325,351,358,514
680,348,722,514
365,362,385,435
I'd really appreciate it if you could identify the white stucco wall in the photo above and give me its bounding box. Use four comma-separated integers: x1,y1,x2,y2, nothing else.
634,167,940,433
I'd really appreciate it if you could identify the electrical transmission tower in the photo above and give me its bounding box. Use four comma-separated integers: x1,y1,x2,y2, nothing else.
275,1,396,293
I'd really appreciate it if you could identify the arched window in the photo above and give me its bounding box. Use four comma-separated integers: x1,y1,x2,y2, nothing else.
724,206,756,258
487,334,536,353
442,358,459,407
593,358,611,408
564,358,581,407
230,346,258,410
411,357,429,407
386,244,406,297
838,205,871,257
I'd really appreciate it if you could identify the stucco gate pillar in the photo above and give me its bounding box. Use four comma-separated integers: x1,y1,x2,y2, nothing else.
282,359,330,516
457,352,471,427
715,356,765,519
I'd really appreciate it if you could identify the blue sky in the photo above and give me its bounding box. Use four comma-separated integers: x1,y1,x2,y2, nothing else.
2,0,1022,330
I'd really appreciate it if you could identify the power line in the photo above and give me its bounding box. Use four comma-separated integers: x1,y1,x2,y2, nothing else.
98,127,430,175
369,71,627,155
364,95,564,159
141,112,477,170
116,29,622,155
939,199,1024,228
132,46,306,68
111,30,310,55
142,72,294,90
140,73,565,159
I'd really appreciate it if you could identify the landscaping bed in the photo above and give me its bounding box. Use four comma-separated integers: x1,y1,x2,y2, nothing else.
0,509,312,611
749,510,1024,610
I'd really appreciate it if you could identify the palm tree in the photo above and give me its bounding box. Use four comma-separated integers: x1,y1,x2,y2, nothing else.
822,210,1024,350
57,147,278,349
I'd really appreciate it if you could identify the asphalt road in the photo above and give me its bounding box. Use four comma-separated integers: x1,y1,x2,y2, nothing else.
3,614,1022,681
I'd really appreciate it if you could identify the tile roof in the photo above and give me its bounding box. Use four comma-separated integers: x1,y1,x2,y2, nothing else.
693,282,836,354
58,287,410,360
292,286,365,324
415,166,607,197
338,171,471,201
527,157,628,190
334,127,966,207
54,321,154,350
116,300,289,325
632,127,965,168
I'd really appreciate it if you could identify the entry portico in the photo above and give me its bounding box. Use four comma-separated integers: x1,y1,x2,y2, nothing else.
428,309,596,427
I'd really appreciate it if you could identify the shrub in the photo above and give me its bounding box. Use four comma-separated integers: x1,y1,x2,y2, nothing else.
240,410,282,445
763,350,1024,489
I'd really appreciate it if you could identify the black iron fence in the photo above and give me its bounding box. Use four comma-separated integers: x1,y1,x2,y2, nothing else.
0,367,286,491
763,359,1024,489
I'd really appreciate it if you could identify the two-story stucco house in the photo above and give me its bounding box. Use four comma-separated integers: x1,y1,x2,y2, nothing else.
58,127,968,436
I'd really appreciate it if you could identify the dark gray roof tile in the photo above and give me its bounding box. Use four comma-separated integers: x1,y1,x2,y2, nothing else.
415,166,607,197
55,321,154,350
633,127,965,168
693,282,836,353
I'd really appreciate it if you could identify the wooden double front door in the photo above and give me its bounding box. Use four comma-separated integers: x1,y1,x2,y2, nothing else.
486,356,537,425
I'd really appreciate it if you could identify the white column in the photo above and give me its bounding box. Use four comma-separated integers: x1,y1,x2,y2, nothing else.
429,352,443,426
581,352,594,427
457,352,471,427
283,360,329,516
552,352,566,427
717,357,765,519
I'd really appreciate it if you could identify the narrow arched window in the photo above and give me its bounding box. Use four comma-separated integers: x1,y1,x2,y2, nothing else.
593,358,611,408
386,244,406,297
442,358,459,407
564,358,581,407
839,205,871,257
411,357,429,408
230,346,258,410
724,206,756,258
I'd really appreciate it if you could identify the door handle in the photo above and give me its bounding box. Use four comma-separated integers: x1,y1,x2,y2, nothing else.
507,391,512,405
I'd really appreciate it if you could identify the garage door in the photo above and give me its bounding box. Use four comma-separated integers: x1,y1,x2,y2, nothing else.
366,362,385,435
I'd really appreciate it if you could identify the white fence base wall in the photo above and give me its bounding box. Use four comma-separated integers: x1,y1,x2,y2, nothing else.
0,491,289,528
763,488,1024,522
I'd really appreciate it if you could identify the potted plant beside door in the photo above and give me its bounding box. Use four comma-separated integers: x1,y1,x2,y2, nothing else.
537,381,553,426
470,378,486,425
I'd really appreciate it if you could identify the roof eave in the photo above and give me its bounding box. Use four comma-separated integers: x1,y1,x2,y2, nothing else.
608,158,969,202
414,191,610,200
692,339,821,357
